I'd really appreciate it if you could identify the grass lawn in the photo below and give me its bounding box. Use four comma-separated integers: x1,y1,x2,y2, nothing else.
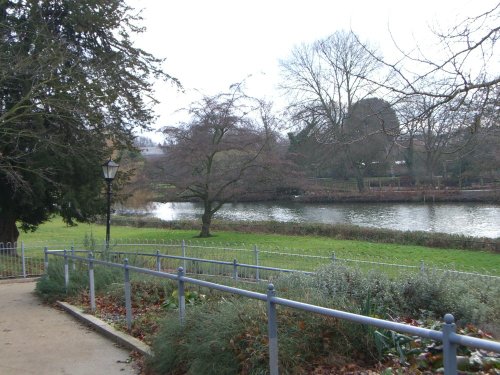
18,217,500,275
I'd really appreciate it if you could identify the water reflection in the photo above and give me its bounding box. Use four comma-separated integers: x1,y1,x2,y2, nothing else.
147,202,499,238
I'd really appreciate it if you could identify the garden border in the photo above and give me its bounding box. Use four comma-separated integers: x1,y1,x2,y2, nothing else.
45,249,500,375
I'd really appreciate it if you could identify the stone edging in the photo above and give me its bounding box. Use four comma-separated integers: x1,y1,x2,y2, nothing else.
56,301,152,356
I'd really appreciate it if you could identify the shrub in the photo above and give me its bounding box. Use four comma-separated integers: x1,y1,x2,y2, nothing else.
290,263,500,329
147,295,380,375
35,259,68,302
35,259,122,303
148,299,246,375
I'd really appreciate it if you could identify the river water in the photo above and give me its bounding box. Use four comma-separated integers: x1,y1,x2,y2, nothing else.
126,201,499,238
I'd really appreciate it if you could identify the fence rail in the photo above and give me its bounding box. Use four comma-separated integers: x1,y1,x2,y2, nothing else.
42,246,500,286
0,242,44,279
45,249,500,375
2,239,499,282
83,240,500,281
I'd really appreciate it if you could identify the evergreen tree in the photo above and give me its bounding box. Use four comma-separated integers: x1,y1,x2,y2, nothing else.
0,0,178,252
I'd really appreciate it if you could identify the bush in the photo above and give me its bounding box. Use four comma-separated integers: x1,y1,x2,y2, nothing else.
130,276,177,306
146,264,500,373
282,263,500,328
147,295,379,375
35,259,68,302
35,259,122,303
148,299,247,375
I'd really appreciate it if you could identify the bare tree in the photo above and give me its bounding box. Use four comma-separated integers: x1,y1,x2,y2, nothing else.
366,3,498,114
281,31,397,191
161,88,288,237
393,81,498,186
346,4,499,186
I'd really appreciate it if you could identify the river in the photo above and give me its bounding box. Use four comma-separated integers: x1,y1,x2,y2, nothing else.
121,201,500,238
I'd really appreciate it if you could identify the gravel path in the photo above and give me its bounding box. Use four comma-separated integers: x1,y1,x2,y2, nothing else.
0,280,140,375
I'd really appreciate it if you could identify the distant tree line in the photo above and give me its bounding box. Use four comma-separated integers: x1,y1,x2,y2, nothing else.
281,5,499,190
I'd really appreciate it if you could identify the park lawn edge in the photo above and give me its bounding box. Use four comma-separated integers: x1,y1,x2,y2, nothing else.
18,218,500,275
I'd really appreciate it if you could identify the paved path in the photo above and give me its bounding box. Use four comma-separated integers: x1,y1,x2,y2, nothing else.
0,280,139,375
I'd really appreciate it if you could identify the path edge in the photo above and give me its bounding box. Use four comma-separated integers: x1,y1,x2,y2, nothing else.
56,301,152,356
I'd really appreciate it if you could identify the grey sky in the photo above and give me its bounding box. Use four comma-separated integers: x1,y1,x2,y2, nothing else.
126,0,497,141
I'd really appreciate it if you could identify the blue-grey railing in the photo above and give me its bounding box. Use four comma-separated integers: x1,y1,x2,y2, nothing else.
45,249,500,375
106,240,500,280
0,242,44,279
31,239,500,281
45,245,500,284
47,248,313,281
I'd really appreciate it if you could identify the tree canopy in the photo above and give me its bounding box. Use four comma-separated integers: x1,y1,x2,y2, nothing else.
281,31,400,191
0,0,178,250
282,6,498,189
161,89,290,237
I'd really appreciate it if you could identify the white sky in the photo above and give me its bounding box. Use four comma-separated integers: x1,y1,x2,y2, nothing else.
126,0,498,142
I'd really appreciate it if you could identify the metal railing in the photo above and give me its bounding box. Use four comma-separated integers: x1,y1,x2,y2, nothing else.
45,247,313,282
0,242,44,279
3,239,498,282
45,249,500,375
86,240,500,281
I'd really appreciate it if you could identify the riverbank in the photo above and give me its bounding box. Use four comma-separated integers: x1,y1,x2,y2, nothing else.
150,183,500,205
105,217,499,253
284,188,500,204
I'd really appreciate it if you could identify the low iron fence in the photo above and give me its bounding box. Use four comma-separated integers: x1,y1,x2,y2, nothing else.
42,245,500,285
3,239,498,282
96,240,500,282
44,247,313,283
0,242,44,279
44,249,500,375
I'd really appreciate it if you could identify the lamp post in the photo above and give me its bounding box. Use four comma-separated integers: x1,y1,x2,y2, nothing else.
102,159,119,248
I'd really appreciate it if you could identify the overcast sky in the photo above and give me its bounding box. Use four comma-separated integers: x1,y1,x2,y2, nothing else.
126,0,497,142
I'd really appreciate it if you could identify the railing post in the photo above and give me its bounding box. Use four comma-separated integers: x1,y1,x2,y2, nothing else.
64,249,69,292
442,314,457,375
420,260,425,274
124,258,132,331
267,284,279,375
44,247,49,273
233,258,238,280
156,250,161,272
21,241,26,278
178,267,185,325
71,245,76,271
88,252,96,313
254,245,260,281
332,252,336,266
181,240,186,271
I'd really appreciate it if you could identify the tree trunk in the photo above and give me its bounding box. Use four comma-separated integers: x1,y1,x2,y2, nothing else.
344,145,365,193
406,136,416,186
425,152,436,187
355,174,365,193
199,211,212,238
0,216,19,256
353,166,365,193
